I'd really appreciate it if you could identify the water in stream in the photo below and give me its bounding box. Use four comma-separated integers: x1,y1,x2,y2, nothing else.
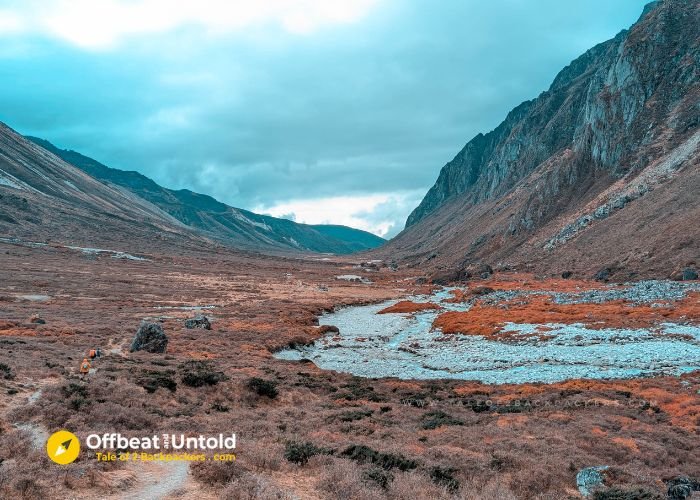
275,284,700,384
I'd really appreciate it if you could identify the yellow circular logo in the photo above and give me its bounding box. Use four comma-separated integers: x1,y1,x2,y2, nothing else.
46,430,80,465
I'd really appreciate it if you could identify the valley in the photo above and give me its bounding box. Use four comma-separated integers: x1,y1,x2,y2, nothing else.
0,240,698,498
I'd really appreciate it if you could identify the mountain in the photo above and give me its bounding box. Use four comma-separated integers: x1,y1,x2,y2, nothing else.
0,122,201,253
24,136,384,254
383,0,699,279
310,224,386,253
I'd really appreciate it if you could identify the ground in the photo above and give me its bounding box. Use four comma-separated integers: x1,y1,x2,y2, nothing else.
0,240,698,499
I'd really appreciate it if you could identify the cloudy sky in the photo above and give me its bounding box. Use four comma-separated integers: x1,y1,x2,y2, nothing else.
0,0,648,237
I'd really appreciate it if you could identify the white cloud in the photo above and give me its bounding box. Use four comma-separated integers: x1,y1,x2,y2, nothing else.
0,9,24,34
0,0,380,49
256,191,424,237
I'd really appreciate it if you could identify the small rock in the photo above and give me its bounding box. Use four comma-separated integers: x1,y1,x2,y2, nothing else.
360,262,380,271
467,262,493,279
594,267,613,282
130,321,169,353
184,315,211,330
576,466,609,498
318,325,340,335
29,316,46,324
470,286,495,296
682,268,698,281
561,271,573,279
318,285,329,292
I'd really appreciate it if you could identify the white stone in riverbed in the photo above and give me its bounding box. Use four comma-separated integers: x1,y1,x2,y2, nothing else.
275,287,700,384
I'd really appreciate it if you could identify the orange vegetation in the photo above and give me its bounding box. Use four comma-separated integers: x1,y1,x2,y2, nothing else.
612,437,640,453
433,293,700,338
377,300,441,314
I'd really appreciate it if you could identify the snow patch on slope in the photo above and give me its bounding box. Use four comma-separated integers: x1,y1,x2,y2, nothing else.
0,169,26,190
231,209,272,231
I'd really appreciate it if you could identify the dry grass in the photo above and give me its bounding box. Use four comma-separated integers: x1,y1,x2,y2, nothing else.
0,247,698,498
433,293,700,338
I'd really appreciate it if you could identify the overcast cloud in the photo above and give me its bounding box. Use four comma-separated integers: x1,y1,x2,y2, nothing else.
0,0,648,237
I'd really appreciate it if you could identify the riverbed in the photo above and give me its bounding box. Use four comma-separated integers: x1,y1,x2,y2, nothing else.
275,281,700,384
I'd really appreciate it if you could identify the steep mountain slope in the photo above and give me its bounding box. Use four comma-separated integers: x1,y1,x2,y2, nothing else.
26,137,385,254
384,0,699,279
0,122,202,253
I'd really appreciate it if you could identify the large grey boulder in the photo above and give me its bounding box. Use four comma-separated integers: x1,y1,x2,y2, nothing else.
682,268,698,281
667,476,700,500
130,321,168,353
576,466,608,498
184,315,211,330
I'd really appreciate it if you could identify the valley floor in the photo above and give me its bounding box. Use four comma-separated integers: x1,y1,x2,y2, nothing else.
0,240,698,499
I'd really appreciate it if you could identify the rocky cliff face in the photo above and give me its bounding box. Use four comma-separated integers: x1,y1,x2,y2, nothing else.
408,0,698,228
389,0,699,279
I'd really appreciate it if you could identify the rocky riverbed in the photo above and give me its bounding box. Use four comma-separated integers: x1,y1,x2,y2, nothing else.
276,281,700,384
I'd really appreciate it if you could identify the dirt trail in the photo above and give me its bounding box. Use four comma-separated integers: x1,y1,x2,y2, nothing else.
103,460,195,500
8,380,52,450
271,469,323,500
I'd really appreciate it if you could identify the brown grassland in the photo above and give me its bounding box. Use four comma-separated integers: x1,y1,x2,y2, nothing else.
0,242,698,499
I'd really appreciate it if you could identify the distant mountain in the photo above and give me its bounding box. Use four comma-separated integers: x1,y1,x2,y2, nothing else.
25,136,384,254
382,0,699,279
310,224,386,253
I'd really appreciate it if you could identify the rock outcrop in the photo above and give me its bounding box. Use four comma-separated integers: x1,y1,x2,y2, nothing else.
184,315,211,330
130,322,169,353
383,0,699,279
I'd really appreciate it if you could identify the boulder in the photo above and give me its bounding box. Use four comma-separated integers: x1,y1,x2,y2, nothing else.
470,286,495,296
431,262,493,285
670,267,698,281
594,267,613,282
465,263,493,279
682,268,698,281
184,315,211,330
130,321,168,353
318,325,340,335
667,476,700,500
576,466,609,498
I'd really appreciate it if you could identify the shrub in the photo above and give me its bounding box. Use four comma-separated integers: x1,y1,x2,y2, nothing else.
211,402,230,412
180,361,227,388
429,466,460,492
284,441,329,466
0,363,13,380
341,445,417,471
61,383,88,399
421,411,464,430
13,478,45,498
337,409,373,422
334,380,384,402
362,467,394,489
136,370,177,393
61,382,90,411
489,453,515,472
246,378,278,399
593,488,662,500
69,397,87,411
191,460,241,484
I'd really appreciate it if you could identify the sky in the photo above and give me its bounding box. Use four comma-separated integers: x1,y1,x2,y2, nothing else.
0,0,649,238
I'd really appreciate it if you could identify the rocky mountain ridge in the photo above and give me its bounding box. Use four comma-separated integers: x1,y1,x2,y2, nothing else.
16,134,384,254
386,0,699,279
